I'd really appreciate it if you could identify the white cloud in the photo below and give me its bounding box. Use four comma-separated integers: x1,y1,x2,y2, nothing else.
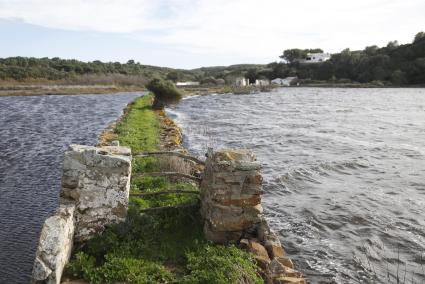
0,0,424,63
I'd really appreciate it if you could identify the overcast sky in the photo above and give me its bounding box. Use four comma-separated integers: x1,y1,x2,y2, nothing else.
0,0,424,69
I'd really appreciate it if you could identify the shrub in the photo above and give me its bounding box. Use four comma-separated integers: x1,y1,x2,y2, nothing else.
182,245,264,284
146,78,183,109
66,252,173,284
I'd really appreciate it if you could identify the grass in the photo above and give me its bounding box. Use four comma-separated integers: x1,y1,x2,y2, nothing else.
64,95,263,284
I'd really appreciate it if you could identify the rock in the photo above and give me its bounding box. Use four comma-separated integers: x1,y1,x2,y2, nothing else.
273,277,307,284
32,203,75,284
265,242,286,259
262,232,284,259
276,256,294,269
61,144,132,242
240,239,270,261
269,258,303,279
254,255,271,270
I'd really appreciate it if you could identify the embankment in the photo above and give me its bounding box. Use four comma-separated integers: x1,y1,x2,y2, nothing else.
32,94,306,283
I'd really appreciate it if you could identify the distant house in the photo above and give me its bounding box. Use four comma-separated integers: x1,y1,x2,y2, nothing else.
176,81,200,86
234,77,250,86
271,77,298,86
255,79,270,86
298,53,331,64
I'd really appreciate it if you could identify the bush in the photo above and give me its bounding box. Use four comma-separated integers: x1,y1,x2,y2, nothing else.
182,245,264,284
66,252,173,284
146,78,183,109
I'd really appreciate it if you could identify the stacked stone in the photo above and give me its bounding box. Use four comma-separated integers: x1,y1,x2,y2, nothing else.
32,144,132,284
200,149,264,243
200,149,306,284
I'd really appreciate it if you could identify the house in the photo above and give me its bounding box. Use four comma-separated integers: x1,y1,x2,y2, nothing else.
255,79,270,86
271,77,298,86
298,53,331,64
176,81,200,86
234,77,250,86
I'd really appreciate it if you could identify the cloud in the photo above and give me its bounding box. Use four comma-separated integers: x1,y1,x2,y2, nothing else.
0,0,424,63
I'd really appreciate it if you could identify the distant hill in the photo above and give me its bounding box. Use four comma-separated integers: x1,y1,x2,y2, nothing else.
1,31,424,86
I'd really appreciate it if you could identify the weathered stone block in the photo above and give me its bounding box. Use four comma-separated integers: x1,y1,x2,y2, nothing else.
61,144,131,242
32,203,75,284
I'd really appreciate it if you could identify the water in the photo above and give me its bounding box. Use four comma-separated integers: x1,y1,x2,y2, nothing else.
169,88,425,283
0,92,141,283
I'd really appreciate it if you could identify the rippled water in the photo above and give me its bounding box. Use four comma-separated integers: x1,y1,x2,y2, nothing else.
0,93,141,283
169,88,425,283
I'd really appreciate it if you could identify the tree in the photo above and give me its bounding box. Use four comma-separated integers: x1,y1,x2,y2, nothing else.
146,78,183,109
280,49,307,64
414,31,425,43
386,40,399,49
364,45,379,56
166,71,182,82
245,68,258,83
280,48,324,64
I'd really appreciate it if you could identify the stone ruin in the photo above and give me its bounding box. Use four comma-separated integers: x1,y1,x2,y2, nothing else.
32,145,306,284
61,144,132,242
32,144,132,284
200,149,307,284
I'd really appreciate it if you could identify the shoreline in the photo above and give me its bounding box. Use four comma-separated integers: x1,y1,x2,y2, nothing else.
1,82,424,98
0,84,145,97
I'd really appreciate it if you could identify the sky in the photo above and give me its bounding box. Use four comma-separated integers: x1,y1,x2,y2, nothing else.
0,0,424,69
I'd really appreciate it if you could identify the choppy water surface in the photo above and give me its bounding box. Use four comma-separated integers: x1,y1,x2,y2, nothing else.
170,88,425,283
0,92,141,283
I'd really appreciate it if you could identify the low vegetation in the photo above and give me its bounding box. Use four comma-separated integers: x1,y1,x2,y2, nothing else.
64,95,263,284
146,78,183,109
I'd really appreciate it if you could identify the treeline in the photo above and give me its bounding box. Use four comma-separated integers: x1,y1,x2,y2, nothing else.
1,31,424,86
0,57,174,85
270,31,425,85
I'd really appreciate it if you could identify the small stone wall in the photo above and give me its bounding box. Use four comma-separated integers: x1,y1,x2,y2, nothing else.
61,144,132,242
32,144,132,283
200,149,306,284
200,149,263,243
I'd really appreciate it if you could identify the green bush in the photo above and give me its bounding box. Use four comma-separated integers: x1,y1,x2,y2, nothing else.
182,245,264,284
66,252,173,284
146,78,183,109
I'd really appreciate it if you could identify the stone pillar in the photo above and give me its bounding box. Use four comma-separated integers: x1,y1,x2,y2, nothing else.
200,148,307,284
200,149,263,243
60,144,132,242
32,203,76,284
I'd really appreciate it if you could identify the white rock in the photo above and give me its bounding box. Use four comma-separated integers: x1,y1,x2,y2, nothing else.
32,203,75,284
61,144,132,242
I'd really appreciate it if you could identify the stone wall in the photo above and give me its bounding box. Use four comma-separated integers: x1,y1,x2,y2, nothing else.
200,149,307,284
32,144,132,283
61,144,132,242
200,148,263,243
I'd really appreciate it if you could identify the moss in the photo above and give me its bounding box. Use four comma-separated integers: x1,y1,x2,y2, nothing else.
65,94,263,284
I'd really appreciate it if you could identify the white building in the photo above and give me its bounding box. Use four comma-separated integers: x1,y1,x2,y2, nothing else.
298,53,331,64
271,77,298,86
235,77,250,86
255,79,270,86
176,81,200,86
